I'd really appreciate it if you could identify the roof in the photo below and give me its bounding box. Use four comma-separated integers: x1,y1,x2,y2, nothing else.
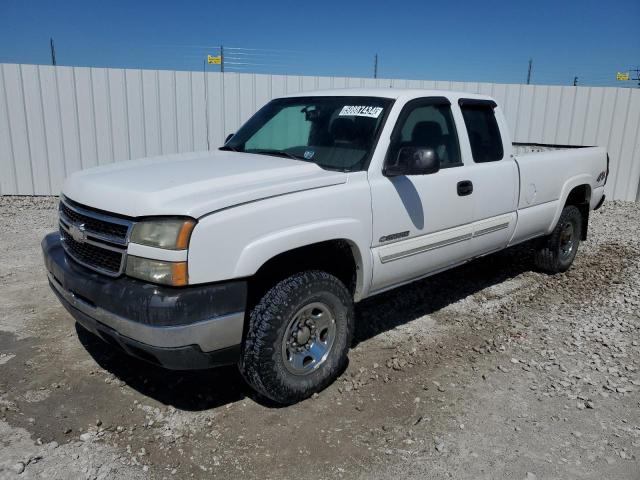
281,87,495,103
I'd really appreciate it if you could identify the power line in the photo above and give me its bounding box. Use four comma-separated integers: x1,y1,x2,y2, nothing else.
223,46,311,55
222,51,302,58
224,61,294,67
82,41,633,87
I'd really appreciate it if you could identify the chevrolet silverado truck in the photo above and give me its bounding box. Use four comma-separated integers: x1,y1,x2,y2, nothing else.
42,89,608,404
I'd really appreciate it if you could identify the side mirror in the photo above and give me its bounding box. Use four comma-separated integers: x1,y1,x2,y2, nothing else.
384,147,440,176
225,133,234,143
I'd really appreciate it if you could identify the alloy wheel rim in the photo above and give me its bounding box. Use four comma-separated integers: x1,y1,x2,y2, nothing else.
559,221,576,260
281,302,336,376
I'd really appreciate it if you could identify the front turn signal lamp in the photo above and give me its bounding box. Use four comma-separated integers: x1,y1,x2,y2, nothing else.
125,256,188,286
130,218,196,250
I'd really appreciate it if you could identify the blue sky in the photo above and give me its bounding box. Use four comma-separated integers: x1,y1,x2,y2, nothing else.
0,0,638,87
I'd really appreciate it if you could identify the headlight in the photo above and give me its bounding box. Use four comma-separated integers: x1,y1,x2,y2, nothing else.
130,218,195,250
125,256,188,286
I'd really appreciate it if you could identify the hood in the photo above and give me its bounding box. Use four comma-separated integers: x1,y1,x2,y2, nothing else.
62,151,347,218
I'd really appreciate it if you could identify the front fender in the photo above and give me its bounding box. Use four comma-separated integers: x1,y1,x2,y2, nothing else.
187,176,374,298
233,218,370,299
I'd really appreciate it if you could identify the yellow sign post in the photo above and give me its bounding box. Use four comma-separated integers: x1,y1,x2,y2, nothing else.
208,55,222,65
616,72,630,81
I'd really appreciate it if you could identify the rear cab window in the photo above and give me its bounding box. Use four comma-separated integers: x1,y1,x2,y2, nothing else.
459,99,504,163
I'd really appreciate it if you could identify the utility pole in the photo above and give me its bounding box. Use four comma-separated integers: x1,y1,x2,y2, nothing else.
573,76,578,86
526,58,532,85
50,37,56,66
373,54,378,79
203,57,210,150
220,45,224,73
630,67,640,87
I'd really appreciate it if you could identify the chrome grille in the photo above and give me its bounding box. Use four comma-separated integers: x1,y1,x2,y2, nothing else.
58,197,133,276
60,201,129,242
60,229,124,274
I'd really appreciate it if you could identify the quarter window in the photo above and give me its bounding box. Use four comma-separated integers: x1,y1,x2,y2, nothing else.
459,103,504,162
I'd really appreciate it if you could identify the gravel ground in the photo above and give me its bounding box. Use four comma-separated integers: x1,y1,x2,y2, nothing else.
0,196,638,480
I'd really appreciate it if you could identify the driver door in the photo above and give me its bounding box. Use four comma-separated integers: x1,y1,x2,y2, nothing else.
369,97,475,293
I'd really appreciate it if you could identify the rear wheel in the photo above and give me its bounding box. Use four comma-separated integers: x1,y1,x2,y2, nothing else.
534,205,582,273
239,270,354,405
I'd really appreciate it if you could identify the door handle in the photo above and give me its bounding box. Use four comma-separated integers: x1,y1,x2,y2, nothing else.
457,180,473,196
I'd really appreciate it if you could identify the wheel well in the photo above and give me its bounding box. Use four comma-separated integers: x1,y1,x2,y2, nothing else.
247,240,359,309
564,184,591,240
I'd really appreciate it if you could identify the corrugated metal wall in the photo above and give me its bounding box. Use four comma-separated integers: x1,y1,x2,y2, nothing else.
1,63,639,200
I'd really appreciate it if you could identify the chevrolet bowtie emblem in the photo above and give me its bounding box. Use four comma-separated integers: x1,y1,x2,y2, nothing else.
69,223,87,243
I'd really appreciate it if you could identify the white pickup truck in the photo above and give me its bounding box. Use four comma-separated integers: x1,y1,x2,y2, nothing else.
42,89,608,404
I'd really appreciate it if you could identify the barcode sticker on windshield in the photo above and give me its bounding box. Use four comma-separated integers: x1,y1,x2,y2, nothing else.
338,106,383,118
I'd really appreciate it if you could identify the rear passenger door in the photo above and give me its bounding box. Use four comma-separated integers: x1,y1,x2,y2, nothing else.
457,99,518,257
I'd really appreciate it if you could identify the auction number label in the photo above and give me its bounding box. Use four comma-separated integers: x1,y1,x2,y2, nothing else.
338,106,383,118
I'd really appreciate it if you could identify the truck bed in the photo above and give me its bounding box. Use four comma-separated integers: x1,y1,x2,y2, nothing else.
508,143,607,246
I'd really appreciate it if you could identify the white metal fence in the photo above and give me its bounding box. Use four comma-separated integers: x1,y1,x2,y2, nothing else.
1,63,639,200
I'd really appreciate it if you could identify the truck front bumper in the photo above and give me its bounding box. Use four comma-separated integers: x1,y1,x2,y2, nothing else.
42,232,247,370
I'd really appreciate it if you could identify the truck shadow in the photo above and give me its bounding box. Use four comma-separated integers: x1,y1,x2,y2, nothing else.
353,244,535,346
76,324,249,410
78,243,535,411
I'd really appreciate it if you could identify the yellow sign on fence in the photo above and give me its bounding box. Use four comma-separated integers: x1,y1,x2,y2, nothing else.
208,55,222,65
616,72,630,81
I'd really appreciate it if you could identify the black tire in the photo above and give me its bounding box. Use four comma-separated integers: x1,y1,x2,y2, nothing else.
239,270,354,405
534,205,583,273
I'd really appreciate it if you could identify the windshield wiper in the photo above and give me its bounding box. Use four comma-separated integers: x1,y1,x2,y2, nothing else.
247,149,306,161
219,145,238,152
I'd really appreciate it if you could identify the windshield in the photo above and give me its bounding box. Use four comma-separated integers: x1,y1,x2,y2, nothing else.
223,96,393,171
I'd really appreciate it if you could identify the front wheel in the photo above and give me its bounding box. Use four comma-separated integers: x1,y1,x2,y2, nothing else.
534,205,583,273
239,271,354,405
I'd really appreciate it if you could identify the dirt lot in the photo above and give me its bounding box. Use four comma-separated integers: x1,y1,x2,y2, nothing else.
0,196,638,480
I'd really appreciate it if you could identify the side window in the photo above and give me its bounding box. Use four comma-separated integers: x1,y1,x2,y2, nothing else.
459,103,504,162
389,101,462,168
